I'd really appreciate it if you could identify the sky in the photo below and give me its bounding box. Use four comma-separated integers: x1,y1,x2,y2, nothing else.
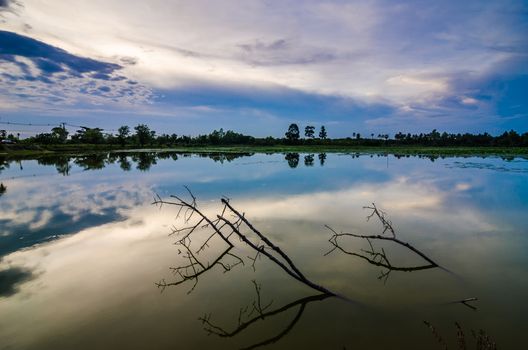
0,0,527,138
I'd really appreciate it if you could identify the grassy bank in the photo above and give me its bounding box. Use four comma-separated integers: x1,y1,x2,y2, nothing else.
2,143,528,159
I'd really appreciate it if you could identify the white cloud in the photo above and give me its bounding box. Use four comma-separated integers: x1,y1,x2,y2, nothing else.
2,0,523,109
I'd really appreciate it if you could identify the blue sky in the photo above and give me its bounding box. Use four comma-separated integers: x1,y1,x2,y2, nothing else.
0,0,527,137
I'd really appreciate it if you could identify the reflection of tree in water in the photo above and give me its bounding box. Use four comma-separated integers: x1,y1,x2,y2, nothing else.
198,152,254,163
0,156,10,174
304,154,314,166
0,183,6,197
38,156,72,176
131,152,158,171
318,153,326,166
0,151,257,177
118,154,132,171
284,153,299,168
156,151,179,161
74,153,107,170
106,152,120,165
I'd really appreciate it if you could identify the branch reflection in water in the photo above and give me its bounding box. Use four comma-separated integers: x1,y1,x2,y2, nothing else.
200,281,332,350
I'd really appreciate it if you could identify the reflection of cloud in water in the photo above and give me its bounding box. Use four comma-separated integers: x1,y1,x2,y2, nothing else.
0,181,153,256
0,266,35,297
231,176,497,234
0,170,524,349
0,204,187,349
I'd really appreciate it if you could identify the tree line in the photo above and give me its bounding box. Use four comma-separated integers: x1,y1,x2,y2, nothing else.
2,123,527,147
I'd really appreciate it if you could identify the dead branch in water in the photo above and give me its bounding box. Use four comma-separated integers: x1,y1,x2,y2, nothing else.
153,189,338,297
448,297,478,311
325,203,443,282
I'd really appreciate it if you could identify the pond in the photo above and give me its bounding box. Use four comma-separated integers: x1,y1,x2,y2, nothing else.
1,151,527,349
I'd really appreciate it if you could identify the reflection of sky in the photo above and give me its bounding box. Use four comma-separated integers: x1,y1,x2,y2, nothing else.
1,153,527,348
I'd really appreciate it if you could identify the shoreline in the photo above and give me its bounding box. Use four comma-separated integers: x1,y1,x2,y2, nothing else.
1,144,528,159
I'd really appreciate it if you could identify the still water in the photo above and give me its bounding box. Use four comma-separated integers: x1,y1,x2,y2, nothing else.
1,151,527,349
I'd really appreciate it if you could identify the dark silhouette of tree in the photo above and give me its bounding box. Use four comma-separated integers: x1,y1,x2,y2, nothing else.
285,153,300,168
319,126,327,139
117,126,130,146
134,124,154,146
11,121,528,148
51,125,68,143
285,124,300,142
0,182,6,196
72,127,104,144
304,125,315,139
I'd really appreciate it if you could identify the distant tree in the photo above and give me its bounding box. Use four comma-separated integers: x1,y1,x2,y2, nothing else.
305,125,315,139
285,124,300,142
134,124,154,146
51,126,68,143
319,126,327,139
117,125,130,146
0,130,6,140
356,133,361,140
208,128,225,145
73,127,104,144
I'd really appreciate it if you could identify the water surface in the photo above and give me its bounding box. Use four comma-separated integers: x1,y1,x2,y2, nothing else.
1,151,527,349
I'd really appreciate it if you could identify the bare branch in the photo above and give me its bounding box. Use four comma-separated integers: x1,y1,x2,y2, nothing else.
325,204,445,281
155,190,340,297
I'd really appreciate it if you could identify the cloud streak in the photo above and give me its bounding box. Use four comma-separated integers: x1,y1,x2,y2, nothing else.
0,30,153,110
